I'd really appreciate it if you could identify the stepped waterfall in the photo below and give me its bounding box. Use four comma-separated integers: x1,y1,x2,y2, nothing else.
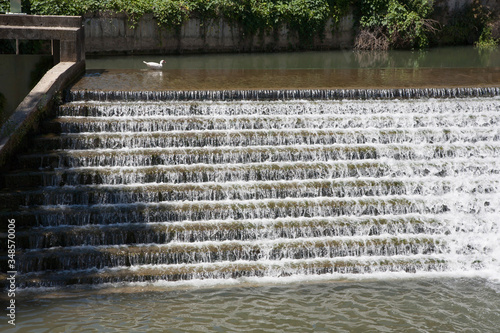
1,88,500,288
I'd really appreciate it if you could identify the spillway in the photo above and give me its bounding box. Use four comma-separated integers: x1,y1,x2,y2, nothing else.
1,88,499,288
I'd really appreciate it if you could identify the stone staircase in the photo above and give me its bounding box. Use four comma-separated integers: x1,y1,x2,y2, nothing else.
1,88,499,288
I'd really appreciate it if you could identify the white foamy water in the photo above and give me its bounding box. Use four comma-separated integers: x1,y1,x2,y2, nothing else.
3,91,499,290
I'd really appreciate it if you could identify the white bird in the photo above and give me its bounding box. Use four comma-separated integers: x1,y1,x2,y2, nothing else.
143,60,165,69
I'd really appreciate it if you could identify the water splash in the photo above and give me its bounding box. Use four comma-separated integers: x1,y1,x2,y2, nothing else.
68,87,500,102
3,88,500,288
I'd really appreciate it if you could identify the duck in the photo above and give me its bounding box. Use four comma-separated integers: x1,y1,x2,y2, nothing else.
143,60,165,69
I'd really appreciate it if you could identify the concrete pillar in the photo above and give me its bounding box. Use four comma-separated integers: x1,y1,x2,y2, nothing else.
0,14,85,64
52,39,60,64
60,40,76,62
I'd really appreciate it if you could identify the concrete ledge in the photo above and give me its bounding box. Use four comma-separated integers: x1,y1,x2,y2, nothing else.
0,14,85,62
0,25,82,40
0,14,82,28
0,61,85,167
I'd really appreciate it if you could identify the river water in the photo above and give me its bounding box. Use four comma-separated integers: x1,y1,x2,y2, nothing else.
2,276,500,332
80,47,500,91
2,46,500,332
86,46,500,70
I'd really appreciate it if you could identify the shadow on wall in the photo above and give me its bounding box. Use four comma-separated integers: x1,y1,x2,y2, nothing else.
0,38,54,126
0,54,53,127
432,0,500,45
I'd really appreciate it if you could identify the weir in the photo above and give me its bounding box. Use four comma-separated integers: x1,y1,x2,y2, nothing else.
1,87,499,288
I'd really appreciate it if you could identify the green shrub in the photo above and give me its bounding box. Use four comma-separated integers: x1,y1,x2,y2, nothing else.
153,0,190,29
0,0,9,12
356,0,438,49
475,26,498,49
284,0,331,39
385,0,436,49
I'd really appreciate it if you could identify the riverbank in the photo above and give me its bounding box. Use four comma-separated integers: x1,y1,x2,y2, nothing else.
4,0,498,55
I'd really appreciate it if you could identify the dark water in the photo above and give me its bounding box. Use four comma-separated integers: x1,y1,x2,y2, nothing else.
0,54,53,124
75,67,500,91
87,47,500,70
2,277,500,332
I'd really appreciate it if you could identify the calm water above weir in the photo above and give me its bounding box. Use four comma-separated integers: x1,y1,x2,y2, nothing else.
87,46,500,70
81,47,500,91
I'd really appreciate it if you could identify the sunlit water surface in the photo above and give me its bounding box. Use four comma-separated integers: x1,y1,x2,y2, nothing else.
2,277,500,332
87,46,500,70
81,47,500,91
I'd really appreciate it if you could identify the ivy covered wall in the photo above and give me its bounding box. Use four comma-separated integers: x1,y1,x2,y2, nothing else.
0,0,498,52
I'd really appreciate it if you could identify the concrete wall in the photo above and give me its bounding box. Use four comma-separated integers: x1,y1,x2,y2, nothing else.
0,14,85,62
0,61,85,167
84,13,355,55
84,0,499,55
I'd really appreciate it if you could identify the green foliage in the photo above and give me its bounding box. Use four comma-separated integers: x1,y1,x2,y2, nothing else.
284,0,331,39
12,0,496,49
475,26,498,49
468,0,498,50
29,0,86,16
0,0,9,12
0,0,31,13
201,0,278,35
384,0,435,49
358,0,388,28
153,0,190,29
434,0,496,47
437,3,481,45
24,0,351,41
357,0,436,49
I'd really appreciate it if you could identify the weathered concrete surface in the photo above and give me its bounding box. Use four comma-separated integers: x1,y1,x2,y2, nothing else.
84,14,355,55
0,14,85,62
0,61,85,167
0,14,86,167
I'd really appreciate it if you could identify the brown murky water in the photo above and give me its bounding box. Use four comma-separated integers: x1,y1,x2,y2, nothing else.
73,67,500,91
2,277,500,332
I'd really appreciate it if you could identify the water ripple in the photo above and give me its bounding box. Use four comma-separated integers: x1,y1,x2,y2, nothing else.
4,278,500,332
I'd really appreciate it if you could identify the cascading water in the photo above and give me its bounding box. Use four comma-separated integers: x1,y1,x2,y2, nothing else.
1,88,499,288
